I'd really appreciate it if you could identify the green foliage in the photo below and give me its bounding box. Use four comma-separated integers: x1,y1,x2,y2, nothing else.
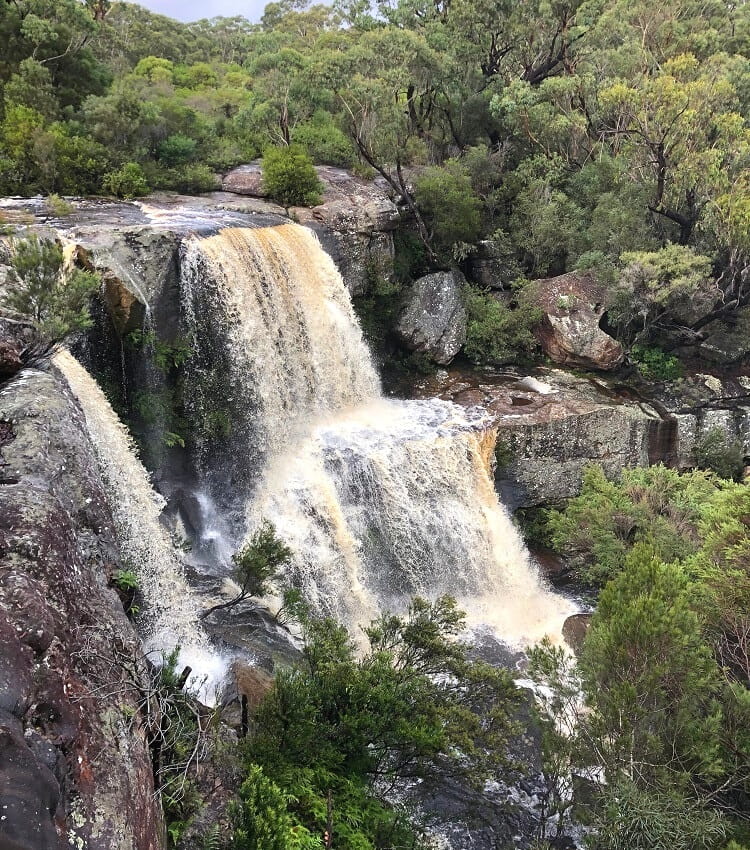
581,545,724,782
126,329,191,372
113,569,139,592
414,160,482,263
291,112,356,168
630,345,683,381
232,520,293,600
46,194,74,217
157,133,198,167
463,288,541,365
243,596,520,849
2,235,99,352
692,427,745,481
545,464,724,586
261,145,323,207
230,765,317,850
102,162,150,199
591,780,728,850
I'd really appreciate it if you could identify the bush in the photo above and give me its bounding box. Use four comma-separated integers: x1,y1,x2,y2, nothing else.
545,464,720,586
463,288,541,365
171,164,220,195
291,113,356,167
102,162,150,199
157,133,198,167
692,427,745,481
591,780,727,850
2,235,100,353
261,145,322,207
630,344,683,381
414,160,482,263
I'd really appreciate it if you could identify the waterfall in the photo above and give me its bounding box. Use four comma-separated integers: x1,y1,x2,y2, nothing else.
54,349,227,699
180,225,380,506
184,223,573,647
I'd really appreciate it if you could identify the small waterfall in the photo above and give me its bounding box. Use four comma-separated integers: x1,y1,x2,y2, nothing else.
181,222,573,647
54,349,226,699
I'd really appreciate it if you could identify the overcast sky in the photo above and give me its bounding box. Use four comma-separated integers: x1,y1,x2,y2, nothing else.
131,0,265,23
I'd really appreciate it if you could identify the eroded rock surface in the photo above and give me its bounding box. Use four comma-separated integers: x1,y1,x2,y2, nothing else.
0,368,164,850
395,270,467,365
527,272,624,371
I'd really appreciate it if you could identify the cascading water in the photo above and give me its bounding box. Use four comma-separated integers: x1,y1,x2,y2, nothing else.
54,349,227,699
180,225,380,511
182,224,574,646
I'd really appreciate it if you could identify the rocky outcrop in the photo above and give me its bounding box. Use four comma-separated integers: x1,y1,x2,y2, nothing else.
408,367,665,506
698,307,750,364
395,270,467,365
653,373,750,467
223,163,400,296
527,272,624,371
0,368,164,850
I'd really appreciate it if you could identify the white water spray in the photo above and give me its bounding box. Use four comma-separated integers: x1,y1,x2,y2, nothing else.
54,349,227,700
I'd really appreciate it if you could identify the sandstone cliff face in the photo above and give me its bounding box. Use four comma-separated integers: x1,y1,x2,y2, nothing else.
0,368,164,850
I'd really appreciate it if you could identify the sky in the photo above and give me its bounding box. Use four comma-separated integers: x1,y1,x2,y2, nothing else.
130,0,265,23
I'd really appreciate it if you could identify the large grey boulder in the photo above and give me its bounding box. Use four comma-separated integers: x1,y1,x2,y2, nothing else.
395,270,468,365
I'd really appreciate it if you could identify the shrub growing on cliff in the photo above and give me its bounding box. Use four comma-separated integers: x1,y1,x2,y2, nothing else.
692,427,745,481
200,520,292,619
261,145,322,207
2,234,99,356
463,288,541,365
239,596,520,849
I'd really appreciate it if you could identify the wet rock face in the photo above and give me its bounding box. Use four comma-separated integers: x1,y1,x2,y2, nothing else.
0,369,164,850
527,272,624,371
395,270,468,365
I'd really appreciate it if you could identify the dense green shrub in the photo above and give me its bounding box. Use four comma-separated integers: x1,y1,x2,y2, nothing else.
291,113,356,167
102,162,150,198
414,160,482,263
545,464,722,586
157,133,198,166
463,288,541,365
692,427,745,481
242,596,519,849
630,344,683,381
261,145,322,207
2,235,100,353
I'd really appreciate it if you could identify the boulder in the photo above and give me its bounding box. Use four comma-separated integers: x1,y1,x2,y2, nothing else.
562,613,592,654
395,270,468,365
527,272,624,371
0,339,22,381
221,163,267,197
